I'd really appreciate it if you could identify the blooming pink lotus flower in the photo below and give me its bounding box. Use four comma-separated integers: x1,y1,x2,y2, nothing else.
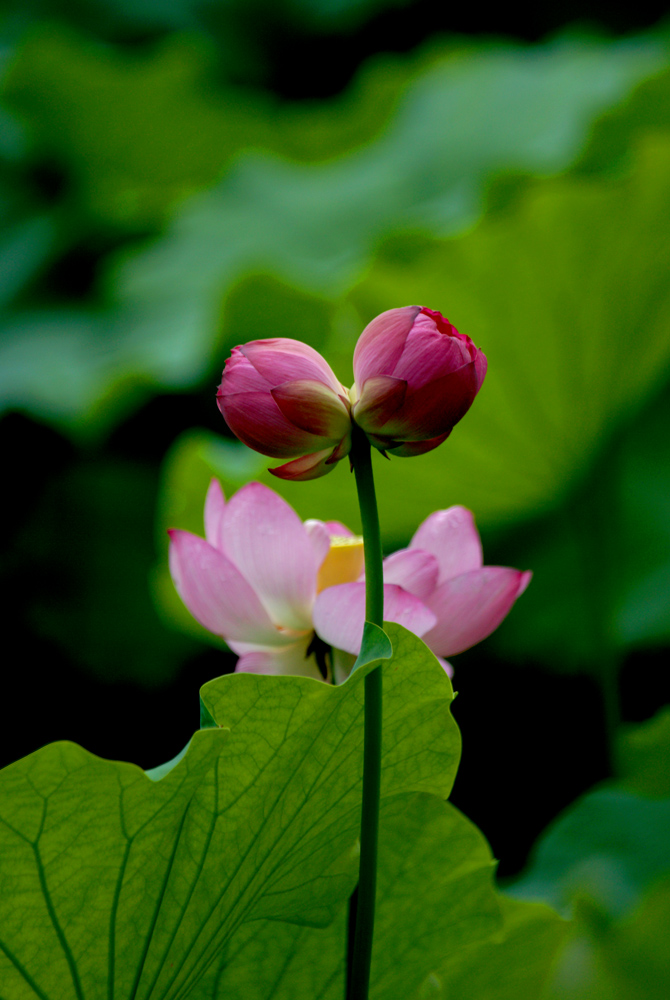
351,306,487,456
169,481,529,682
217,339,352,481
313,505,531,677
168,480,434,681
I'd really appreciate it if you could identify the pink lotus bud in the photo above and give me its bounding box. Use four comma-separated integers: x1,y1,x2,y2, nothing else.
351,306,487,456
217,338,352,481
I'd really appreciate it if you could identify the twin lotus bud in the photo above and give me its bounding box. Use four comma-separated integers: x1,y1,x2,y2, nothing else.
217,306,487,481
217,338,352,481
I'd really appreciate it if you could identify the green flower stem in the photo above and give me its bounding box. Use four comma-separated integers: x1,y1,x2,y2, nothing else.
348,425,384,1000
352,427,385,629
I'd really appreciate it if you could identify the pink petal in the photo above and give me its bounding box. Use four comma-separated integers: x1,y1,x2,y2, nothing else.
271,379,350,438
204,478,226,552
410,507,483,584
218,347,270,394
303,519,332,566
270,448,339,481
474,350,488,390
221,482,320,630
379,361,483,441
313,581,436,656
241,339,343,393
235,638,324,680
218,391,324,459
422,567,532,657
168,529,285,644
436,656,454,678
381,549,439,599
393,312,472,386
353,306,420,385
353,375,407,432
419,307,459,334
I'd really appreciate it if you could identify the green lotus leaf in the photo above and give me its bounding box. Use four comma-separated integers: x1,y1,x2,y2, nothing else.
195,793,565,999
488,379,670,672
541,873,670,999
0,624,459,997
618,707,670,799
508,786,670,920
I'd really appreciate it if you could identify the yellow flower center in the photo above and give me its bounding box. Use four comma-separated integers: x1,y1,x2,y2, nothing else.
317,535,365,593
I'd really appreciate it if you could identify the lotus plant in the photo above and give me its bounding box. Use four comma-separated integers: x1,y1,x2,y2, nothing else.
211,305,499,1000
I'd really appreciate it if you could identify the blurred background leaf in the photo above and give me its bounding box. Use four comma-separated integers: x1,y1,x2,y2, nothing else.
491,382,670,673
1,26,420,228
509,787,670,919
618,707,670,797
0,32,664,435
506,706,670,998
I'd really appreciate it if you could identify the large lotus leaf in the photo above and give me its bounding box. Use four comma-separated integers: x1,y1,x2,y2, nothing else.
0,624,459,998
7,0,417,81
590,875,670,1000
195,793,564,1000
2,30,269,228
577,64,670,175
1,34,663,435
118,35,664,295
610,388,670,649
507,786,670,921
257,134,670,536
0,212,55,308
0,731,229,999
505,719,670,998
486,381,670,672
436,896,567,1000
7,30,657,229
0,27,415,227
542,875,670,1000
617,706,670,799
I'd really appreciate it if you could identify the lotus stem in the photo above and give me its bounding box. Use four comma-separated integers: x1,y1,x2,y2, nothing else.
347,424,384,1000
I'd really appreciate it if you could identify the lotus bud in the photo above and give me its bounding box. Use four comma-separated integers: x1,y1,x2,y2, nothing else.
217,338,352,480
351,306,487,456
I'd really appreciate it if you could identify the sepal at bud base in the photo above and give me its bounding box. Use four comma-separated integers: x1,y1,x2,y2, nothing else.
270,431,352,481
